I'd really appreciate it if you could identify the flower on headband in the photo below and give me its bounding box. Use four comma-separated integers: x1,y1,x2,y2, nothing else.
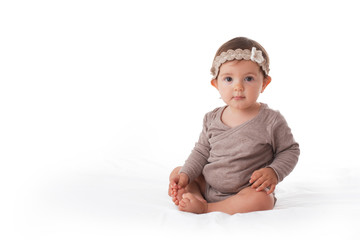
250,47,264,64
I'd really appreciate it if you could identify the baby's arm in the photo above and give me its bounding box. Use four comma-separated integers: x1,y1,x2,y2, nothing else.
251,113,300,194
249,167,278,194
169,112,211,202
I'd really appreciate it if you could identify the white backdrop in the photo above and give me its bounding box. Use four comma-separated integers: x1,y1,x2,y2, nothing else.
1,0,360,239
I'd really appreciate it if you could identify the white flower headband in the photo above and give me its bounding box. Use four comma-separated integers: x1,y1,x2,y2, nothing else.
211,47,269,78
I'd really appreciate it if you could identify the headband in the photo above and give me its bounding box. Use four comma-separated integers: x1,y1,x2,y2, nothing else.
211,47,269,78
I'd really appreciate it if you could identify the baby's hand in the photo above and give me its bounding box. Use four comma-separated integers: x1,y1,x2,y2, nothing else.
169,172,189,198
249,168,278,194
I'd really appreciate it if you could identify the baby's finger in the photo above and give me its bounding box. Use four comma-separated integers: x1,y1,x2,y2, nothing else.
249,172,261,183
170,179,178,187
251,177,265,189
266,184,276,195
256,181,270,192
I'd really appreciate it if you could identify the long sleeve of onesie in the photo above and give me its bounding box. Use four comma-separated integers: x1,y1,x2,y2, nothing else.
179,114,211,183
267,113,300,182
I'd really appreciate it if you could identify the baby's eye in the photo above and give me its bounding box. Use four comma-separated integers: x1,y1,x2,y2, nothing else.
244,76,254,82
224,77,233,83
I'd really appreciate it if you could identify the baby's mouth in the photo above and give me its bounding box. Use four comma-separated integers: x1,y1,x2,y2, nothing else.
233,96,245,100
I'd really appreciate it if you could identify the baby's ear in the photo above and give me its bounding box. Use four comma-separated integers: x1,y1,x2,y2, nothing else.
211,79,218,89
261,76,271,93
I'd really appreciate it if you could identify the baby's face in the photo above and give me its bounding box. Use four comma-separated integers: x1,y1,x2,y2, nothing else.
212,60,270,111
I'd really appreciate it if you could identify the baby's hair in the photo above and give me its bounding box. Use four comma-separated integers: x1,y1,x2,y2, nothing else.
211,37,270,78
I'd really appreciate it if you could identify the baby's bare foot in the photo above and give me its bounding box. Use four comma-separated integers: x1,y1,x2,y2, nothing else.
178,193,208,214
172,187,186,206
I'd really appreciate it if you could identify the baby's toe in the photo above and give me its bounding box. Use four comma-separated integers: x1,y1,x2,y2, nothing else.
179,198,190,210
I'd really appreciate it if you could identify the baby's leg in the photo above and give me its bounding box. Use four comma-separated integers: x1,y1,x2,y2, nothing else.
179,186,274,214
183,175,206,200
169,166,206,206
178,175,207,213
206,186,275,214
179,193,208,214
168,166,212,212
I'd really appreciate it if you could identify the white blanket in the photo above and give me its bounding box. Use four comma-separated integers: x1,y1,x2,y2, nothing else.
4,154,359,240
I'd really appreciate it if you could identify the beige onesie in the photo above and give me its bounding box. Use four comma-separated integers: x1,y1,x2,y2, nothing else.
180,103,300,203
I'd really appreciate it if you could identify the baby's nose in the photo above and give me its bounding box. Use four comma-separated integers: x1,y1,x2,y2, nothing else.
234,82,244,91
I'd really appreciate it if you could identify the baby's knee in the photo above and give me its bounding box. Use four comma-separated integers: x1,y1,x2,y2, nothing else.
257,193,274,210
252,191,274,211
238,187,274,211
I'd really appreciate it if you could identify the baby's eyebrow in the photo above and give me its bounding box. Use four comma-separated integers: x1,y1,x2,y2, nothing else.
218,72,233,77
219,71,258,77
243,71,258,75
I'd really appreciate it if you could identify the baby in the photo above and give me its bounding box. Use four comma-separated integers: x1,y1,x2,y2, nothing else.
168,37,300,215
